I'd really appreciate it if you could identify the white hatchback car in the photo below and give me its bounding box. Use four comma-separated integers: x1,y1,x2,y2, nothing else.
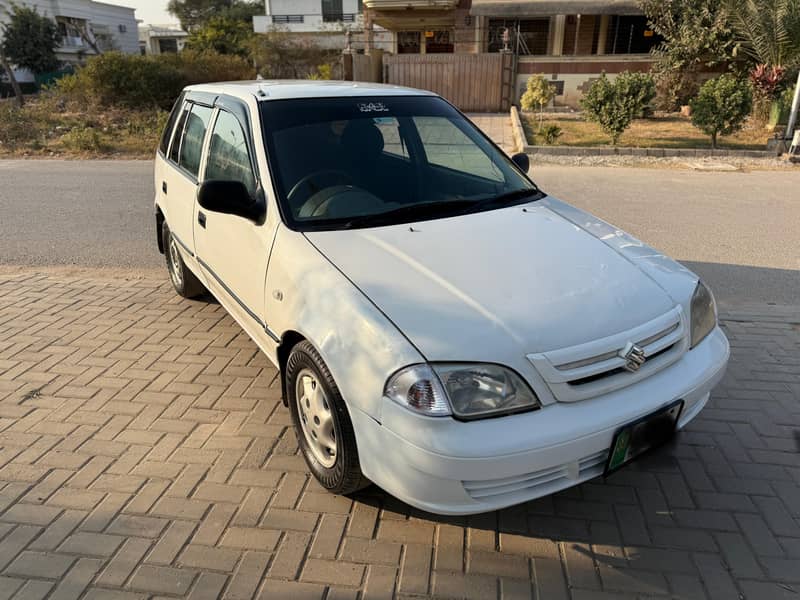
154,81,729,515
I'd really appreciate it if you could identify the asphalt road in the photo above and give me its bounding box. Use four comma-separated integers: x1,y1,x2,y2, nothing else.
0,160,798,306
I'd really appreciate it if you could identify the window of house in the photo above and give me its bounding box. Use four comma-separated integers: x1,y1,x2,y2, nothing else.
177,104,213,177
398,31,420,54
322,0,343,22
488,19,550,55
204,110,257,197
605,16,662,54
159,38,178,53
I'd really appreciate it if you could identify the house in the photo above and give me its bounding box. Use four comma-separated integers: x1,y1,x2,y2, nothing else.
363,0,662,106
138,24,188,55
252,0,391,50
0,0,138,76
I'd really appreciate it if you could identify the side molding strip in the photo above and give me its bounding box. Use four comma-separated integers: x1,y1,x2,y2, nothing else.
171,232,194,257
196,257,281,344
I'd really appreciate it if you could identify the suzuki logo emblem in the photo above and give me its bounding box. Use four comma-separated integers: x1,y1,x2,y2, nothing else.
620,342,646,372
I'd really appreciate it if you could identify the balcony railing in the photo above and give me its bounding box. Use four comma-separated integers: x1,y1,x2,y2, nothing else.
271,14,304,24
364,0,458,8
323,12,358,22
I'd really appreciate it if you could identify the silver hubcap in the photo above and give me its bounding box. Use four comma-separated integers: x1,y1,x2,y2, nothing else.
295,369,337,468
168,236,183,288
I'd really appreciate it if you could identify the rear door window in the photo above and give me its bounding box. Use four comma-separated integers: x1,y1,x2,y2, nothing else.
159,92,185,156
168,105,189,164
177,104,213,178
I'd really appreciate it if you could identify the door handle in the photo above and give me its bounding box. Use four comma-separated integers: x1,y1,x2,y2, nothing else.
198,211,206,228
162,181,167,194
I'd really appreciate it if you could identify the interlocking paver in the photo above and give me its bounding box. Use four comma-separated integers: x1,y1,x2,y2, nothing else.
0,272,798,598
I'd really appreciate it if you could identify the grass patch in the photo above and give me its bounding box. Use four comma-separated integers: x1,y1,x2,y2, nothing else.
521,113,770,151
0,96,166,158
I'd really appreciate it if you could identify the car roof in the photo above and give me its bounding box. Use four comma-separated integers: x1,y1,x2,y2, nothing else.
184,80,438,103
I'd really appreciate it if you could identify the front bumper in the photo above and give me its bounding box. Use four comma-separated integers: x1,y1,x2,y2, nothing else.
352,326,729,515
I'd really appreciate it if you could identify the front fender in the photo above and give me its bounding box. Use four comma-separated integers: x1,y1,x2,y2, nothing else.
264,225,424,420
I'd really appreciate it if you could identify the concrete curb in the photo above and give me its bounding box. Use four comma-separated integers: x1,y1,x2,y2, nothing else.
509,108,775,159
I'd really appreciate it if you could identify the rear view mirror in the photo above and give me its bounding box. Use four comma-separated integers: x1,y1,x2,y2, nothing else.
198,180,265,222
511,152,530,173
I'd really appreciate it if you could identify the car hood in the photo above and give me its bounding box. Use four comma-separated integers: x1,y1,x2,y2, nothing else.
305,201,675,361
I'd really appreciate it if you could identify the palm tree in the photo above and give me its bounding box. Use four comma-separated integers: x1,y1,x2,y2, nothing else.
724,0,800,69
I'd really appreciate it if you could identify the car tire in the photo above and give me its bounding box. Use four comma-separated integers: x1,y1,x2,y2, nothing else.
286,341,369,495
162,221,205,299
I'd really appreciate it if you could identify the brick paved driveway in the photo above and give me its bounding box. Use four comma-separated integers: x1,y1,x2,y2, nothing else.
0,270,798,600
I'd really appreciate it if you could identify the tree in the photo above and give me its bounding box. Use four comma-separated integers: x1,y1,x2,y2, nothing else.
167,0,262,31
690,74,753,148
580,72,655,145
639,0,736,108
724,0,800,70
0,48,25,107
723,0,800,109
520,75,556,130
1,5,61,74
250,29,339,80
185,15,253,56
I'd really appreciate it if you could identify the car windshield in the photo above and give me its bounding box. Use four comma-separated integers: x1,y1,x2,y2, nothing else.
259,96,540,230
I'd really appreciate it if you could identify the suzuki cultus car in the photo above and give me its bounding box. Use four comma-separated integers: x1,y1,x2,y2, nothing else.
154,81,729,514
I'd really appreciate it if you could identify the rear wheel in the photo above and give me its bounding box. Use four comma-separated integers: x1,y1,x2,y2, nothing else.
286,341,368,494
162,221,205,299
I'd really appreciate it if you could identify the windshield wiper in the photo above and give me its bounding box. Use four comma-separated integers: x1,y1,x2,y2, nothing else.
464,188,543,214
344,199,474,229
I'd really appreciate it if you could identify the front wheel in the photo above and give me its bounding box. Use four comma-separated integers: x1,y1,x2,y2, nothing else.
286,341,368,494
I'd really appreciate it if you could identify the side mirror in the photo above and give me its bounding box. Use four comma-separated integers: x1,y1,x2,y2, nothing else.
198,180,265,222
511,152,530,173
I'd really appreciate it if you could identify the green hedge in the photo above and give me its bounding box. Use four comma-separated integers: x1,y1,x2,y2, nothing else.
54,51,255,110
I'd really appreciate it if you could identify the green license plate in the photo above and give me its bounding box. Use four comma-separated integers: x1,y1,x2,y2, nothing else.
604,400,684,475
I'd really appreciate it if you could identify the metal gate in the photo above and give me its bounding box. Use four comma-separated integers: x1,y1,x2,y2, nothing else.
383,53,512,112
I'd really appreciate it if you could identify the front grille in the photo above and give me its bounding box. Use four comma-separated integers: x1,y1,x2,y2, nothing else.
462,450,607,501
527,306,688,402
567,342,677,387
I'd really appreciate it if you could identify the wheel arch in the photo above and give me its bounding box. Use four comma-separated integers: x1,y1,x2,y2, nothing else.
277,330,307,407
155,205,165,254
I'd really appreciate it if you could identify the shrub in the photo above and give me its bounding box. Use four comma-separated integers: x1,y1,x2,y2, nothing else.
0,102,44,151
580,74,631,145
615,72,656,118
520,75,556,129
52,51,254,110
537,124,563,145
62,126,104,152
580,72,655,144
654,70,700,111
690,74,753,148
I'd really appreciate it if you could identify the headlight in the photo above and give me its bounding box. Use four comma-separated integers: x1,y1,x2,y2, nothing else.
384,363,540,420
690,280,717,348
433,364,541,419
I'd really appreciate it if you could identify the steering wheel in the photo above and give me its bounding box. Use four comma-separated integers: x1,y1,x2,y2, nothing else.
287,170,355,206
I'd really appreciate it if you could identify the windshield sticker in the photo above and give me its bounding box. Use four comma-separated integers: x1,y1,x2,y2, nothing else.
358,102,389,113
372,117,396,125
